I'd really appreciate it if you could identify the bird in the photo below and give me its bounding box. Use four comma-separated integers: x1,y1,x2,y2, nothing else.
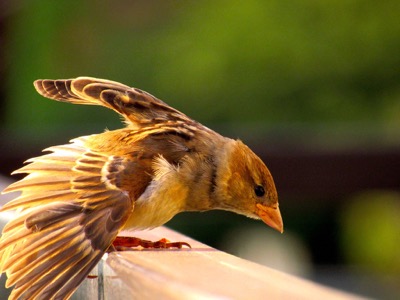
0,77,283,299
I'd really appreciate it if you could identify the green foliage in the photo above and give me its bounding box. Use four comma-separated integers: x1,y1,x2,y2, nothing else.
4,0,400,130
340,191,400,275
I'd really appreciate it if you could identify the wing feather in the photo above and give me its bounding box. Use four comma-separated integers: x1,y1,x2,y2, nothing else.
0,135,135,300
34,77,193,127
0,76,217,299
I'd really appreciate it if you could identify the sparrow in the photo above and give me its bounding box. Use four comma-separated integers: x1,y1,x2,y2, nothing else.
0,77,283,300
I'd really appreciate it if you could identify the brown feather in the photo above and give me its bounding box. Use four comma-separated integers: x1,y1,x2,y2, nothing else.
0,134,135,299
1,76,281,300
34,77,193,127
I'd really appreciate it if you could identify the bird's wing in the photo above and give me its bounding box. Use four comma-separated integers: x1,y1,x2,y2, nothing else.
34,77,194,127
0,135,135,300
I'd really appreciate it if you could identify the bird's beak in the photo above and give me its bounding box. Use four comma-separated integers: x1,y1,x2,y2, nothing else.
256,203,284,233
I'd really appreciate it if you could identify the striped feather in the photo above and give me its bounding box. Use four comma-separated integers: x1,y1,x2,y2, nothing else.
0,136,133,300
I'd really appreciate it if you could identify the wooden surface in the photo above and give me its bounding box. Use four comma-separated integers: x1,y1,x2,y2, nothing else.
73,227,364,300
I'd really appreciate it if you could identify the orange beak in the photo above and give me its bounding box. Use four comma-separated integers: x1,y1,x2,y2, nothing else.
256,203,284,233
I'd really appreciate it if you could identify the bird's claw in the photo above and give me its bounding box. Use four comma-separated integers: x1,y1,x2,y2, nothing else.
109,236,191,251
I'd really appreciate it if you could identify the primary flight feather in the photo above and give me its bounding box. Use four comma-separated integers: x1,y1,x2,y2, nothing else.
0,77,283,299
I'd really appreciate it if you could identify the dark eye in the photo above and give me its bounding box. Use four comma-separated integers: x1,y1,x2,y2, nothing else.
254,185,265,197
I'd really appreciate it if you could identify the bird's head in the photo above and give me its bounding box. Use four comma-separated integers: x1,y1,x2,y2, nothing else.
217,140,283,233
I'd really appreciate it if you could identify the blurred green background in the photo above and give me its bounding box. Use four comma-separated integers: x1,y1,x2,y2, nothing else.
0,0,399,298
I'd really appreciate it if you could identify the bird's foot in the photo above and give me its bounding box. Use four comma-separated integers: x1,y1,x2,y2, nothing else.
109,236,191,251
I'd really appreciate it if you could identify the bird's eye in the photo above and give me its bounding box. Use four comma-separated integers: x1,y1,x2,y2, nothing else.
254,185,265,197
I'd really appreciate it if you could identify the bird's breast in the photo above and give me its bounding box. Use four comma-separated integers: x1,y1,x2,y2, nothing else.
122,183,188,230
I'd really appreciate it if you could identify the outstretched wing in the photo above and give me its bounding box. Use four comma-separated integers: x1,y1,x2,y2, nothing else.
0,135,135,300
34,77,194,127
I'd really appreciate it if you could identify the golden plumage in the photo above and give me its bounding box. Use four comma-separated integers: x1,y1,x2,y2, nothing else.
0,77,283,299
